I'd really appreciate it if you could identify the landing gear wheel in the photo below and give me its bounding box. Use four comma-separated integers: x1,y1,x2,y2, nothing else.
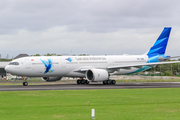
111,80,116,85
77,80,81,84
23,82,28,86
85,80,89,84
107,80,112,85
80,80,85,84
103,81,107,85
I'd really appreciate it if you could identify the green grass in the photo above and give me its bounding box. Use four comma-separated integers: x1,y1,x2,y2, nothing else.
1,88,180,120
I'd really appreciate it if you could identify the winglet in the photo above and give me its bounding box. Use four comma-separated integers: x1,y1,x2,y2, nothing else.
147,27,171,57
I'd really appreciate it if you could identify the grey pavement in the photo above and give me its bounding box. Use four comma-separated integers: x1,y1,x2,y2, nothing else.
1,82,180,91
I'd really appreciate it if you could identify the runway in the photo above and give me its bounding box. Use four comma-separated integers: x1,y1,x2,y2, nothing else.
1,82,180,91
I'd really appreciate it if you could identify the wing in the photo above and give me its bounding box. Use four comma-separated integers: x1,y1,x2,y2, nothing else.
74,61,180,72
74,69,89,72
107,61,180,69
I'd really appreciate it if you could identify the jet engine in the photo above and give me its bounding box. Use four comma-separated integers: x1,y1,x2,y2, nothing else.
41,77,62,82
85,69,109,82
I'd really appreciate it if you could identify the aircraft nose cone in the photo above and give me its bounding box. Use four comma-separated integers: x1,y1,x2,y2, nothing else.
5,65,10,73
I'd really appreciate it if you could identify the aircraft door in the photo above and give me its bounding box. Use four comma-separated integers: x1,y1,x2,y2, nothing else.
25,59,31,69
60,58,66,68
108,58,114,65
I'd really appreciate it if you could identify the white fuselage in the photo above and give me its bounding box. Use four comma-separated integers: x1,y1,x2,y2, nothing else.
5,55,149,77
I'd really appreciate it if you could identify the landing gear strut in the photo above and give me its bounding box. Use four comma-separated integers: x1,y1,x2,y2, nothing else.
103,79,116,85
22,76,28,86
77,78,89,85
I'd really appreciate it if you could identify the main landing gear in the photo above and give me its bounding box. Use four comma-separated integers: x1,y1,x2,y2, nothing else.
103,79,116,85
76,78,116,85
77,78,89,85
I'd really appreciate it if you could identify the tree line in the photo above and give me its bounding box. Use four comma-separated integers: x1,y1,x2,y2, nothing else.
145,60,180,76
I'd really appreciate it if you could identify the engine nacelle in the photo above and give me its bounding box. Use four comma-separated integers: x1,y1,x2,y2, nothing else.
41,77,62,82
85,69,109,82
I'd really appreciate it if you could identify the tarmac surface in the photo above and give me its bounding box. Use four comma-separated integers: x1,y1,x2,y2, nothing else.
1,82,180,91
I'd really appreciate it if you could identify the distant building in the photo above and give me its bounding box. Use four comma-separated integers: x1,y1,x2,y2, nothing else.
0,62,9,76
6,54,9,59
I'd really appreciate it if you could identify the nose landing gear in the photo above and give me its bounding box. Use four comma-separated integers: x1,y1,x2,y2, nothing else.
23,82,28,86
22,76,28,86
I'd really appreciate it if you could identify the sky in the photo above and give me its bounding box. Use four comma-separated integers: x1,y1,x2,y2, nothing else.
0,0,180,58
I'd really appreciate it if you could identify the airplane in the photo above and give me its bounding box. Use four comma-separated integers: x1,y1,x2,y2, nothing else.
5,27,180,86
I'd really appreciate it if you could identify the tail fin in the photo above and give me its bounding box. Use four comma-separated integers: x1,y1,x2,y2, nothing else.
147,27,171,57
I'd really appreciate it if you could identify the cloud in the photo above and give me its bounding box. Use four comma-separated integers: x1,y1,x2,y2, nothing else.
1,26,179,58
0,0,180,57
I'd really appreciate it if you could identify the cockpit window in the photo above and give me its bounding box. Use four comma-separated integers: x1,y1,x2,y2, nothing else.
9,62,19,65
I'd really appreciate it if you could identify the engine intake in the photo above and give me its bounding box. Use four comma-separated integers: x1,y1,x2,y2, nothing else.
41,77,62,82
86,69,109,82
